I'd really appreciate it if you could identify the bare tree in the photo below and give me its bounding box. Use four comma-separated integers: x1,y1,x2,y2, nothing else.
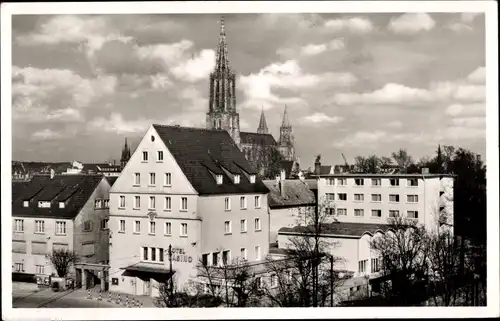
45,249,79,277
391,149,414,173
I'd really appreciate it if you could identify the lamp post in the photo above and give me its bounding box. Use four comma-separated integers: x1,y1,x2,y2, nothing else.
168,244,173,301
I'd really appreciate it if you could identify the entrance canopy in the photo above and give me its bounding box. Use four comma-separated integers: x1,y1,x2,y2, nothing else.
121,262,176,281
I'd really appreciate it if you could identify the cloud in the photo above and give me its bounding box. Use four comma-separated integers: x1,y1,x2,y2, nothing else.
324,17,373,33
388,13,435,34
445,103,484,117
333,130,429,148
87,113,150,134
461,13,480,23
467,66,485,84
32,129,63,141
298,38,345,57
171,49,215,82
302,112,344,125
450,116,485,127
333,130,388,148
387,120,403,128
447,22,473,33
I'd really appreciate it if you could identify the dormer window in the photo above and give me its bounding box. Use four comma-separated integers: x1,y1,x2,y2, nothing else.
38,201,51,208
23,201,29,207
250,175,256,184
59,202,65,209
234,175,240,184
216,175,223,185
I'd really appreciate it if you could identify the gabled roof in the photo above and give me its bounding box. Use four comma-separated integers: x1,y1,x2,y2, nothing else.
105,176,119,187
12,174,105,219
240,132,276,146
263,179,315,208
279,222,391,238
153,125,269,195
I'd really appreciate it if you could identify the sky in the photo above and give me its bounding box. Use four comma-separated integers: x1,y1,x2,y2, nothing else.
11,13,486,168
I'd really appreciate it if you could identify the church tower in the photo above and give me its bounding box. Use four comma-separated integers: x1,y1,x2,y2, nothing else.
206,16,240,147
120,138,131,169
278,106,295,161
256,108,269,134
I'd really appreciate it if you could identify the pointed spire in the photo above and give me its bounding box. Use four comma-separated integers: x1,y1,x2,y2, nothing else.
215,15,230,72
281,105,291,127
257,106,269,134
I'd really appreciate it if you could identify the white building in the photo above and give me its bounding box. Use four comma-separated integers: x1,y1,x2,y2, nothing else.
108,124,270,297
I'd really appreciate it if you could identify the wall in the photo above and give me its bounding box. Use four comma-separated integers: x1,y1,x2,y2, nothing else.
269,206,314,243
73,178,111,265
198,193,270,264
12,217,74,276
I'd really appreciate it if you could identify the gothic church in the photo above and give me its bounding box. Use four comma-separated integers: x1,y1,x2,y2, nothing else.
205,17,296,177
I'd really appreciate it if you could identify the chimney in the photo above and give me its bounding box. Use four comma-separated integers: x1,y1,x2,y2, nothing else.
314,155,321,175
279,180,286,198
50,169,55,179
280,168,286,181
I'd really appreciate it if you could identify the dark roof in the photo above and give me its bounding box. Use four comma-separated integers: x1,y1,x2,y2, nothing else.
240,132,276,146
263,179,315,208
153,125,269,195
105,176,118,186
320,165,332,175
315,173,455,178
304,179,317,191
279,222,392,237
12,174,105,219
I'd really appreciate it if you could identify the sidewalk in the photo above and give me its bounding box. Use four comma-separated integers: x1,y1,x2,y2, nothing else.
80,288,157,307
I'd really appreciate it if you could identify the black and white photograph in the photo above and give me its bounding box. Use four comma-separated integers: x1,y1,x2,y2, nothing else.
1,1,498,320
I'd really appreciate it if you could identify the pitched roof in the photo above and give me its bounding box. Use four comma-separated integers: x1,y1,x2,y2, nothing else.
105,176,118,186
263,179,315,208
240,132,276,146
153,125,269,195
278,222,392,238
12,174,105,219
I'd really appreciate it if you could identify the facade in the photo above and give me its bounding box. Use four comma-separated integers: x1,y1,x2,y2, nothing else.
108,124,270,297
315,172,455,233
11,174,111,290
205,17,296,176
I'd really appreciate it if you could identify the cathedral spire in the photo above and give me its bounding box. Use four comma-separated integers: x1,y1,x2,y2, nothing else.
257,107,269,134
281,105,291,128
120,137,131,169
215,15,230,73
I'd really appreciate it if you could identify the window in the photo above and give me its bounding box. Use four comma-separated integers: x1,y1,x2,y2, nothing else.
181,197,188,211
159,248,164,262
38,201,50,208
164,197,171,210
254,246,261,261
326,178,335,185
407,195,419,203
23,201,29,207
94,199,102,209
240,219,247,233
389,210,400,218
270,274,278,288
371,194,382,202
371,209,382,218
337,178,347,186
224,197,231,211
35,265,45,275
104,199,109,208
256,277,262,288
354,194,364,201
337,193,347,201
234,175,240,184
407,178,418,187
216,175,223,185
35,220,45,233
389,178,399,186
250,175,256,184
224,221,232,234
14,219,24,232
164,173,172,186
222,250,230,265
254,196,261,208
119,220,125,232
202,254,209,266
326,208,335,215
389,194,400,202
354,209,364,217
240,248,247,260
240,196,247,209
151,135,155,142
371,258,381,273
134,196,140,208
212,252,220,266
151,248,156,261
101,219,109,230
157,151,164,161
254,218,262,231
180,223,188,236
134,173,140,185
371,178,381,186
15,263,24,272
149,173,156,185
325,193,335,201
337,208,347,216
407,211,419,219
142,151,148,161
358,259,367,273
56,221,66,234
143,247,148,261
59,202,65,209
354,178,364,186
134,221,141,233
149,196,156,209
119,195,125,208
83,221,93,232
165,222,172,236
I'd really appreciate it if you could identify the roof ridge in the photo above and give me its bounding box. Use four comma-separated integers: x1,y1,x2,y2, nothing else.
153,124,226,133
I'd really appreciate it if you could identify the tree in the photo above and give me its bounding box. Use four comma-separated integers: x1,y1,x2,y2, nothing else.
391,149,414,173
354,155,382,173
250,145,284,180
45,249,79,277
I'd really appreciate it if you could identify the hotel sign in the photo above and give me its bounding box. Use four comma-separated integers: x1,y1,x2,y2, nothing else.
170,247,193,263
